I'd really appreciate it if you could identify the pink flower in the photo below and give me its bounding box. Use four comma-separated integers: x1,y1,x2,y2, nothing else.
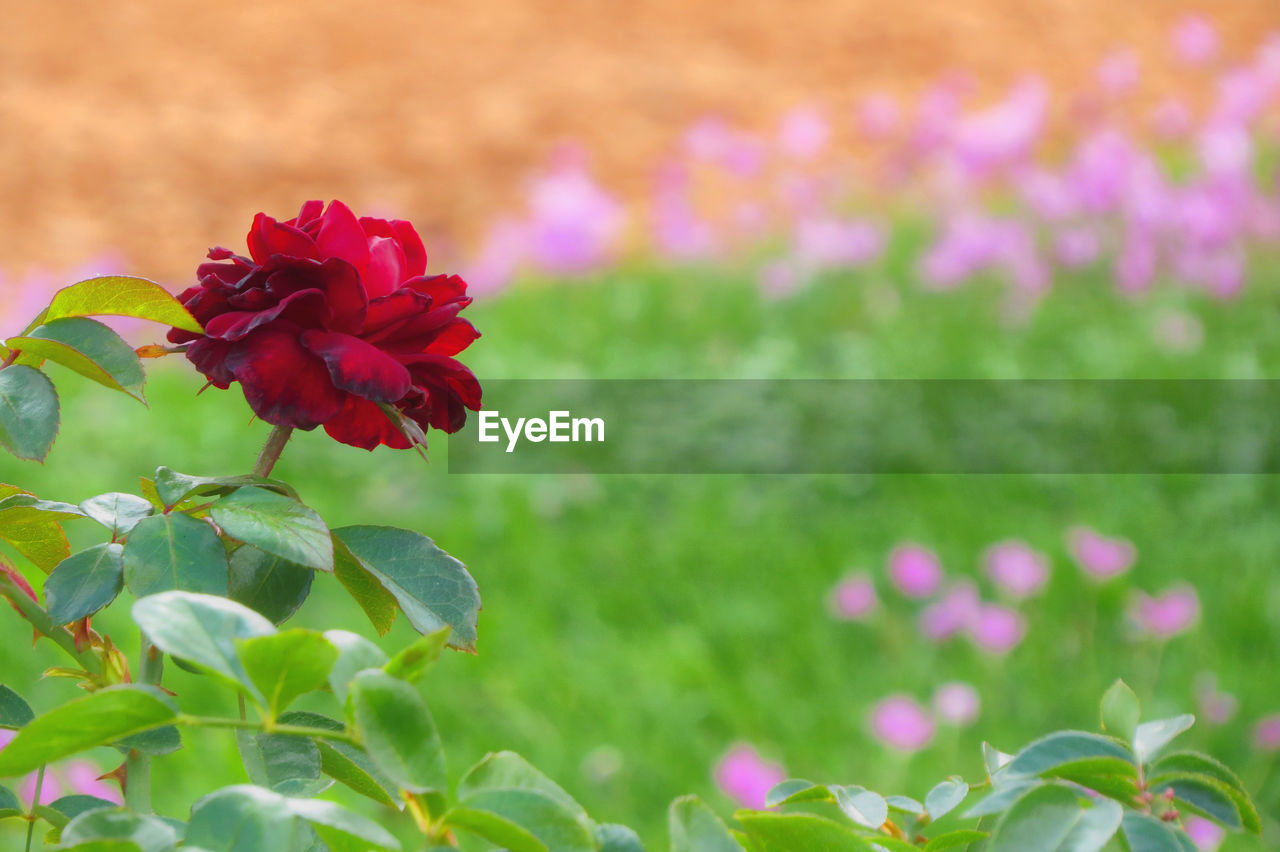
870,695,936,752
829,573,878,621
714,744,785,809
983,540,1050,599
1194,673,1238,725
523,150,626,274
932,682,981,726
792,217,884,270
757,259,802,300
1184,815,1225,850
1097,49,1140,95
1172,15,1219,66
969,604,1027,655
1251,714,1280,751
888,544,943,598
0,730,121,807
1130,584,1200,640
1066,526,1136,580
1152,309,1204,354
777,105,830,160
858,93,900,140
1151,97,1192,139
918,581,981,642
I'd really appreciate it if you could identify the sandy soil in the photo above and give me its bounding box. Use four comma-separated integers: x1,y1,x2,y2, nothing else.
0,0,1275,285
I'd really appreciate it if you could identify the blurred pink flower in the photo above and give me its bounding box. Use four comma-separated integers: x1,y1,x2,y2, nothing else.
1114,230,1159,294
1152,309,1204,353
1194,673,1238,725
792,217,884,270
0,730,121,807
1130,584,1200,640
1151,97,1193,139
757,259,802,300
968,604,1027,655
984,540,1051,599
888,544,943,598
462,218,527,296
829,573,878,621
950,77,1049,175
1172,15,1219,66
918,581,981,642
714,744,785,809
932,682,981,726
1066,526,1136,580
1252,714,1280,751
870,695,936,752
1184,815,1225,850
1097,49,1140,95
858,93,900,140
523,152,626,274
777,105,830,160
1053,226,1101,268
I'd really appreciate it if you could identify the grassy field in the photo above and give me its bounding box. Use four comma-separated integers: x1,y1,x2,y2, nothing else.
2,253,1280,848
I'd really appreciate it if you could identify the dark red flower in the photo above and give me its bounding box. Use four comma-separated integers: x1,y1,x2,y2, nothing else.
169,201,481,450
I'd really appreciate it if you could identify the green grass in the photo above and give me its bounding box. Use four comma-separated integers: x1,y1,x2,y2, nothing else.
2,254,1280,849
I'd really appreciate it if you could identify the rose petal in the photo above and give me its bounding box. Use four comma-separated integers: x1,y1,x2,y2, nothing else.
186,337,235,388
225,324,347,429
301,330,412,403
315,200,370,272
247,213,318,264
425,318,480,356
404,354,482,410
204,288,328,341
322,395,412,451
290,200,326,230
407,273,470,306
365,236,407,299
361,217,428,278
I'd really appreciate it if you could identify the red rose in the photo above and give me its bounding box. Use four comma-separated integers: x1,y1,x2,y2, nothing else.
168,200,481,450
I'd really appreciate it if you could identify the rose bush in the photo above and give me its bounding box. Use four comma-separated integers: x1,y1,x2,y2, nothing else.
168,200,481,450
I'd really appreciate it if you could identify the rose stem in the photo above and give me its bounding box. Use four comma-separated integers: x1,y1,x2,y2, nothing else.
253,425,295,478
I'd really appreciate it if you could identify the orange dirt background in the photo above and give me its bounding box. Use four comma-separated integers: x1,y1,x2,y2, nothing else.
1,0,1275,285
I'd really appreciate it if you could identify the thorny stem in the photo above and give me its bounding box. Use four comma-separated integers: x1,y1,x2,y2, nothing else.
0,350,18,370
0,574,102,675
252,425,295,478
124,638,165,813
24,766,44,852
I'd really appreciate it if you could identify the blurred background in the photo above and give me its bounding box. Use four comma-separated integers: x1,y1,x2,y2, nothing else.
2,1,1280,849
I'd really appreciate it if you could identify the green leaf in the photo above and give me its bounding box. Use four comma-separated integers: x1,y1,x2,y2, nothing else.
886,794,925,816
0,365,59,461
43,276,203,333
186,784,397,852
924,829,989,851
458,751,587,821
122,513,229,597
1149,751,1260,834
984,741,1015,780
333,526,481,650
1148,776,1242,830
595,823,645,852
1004,731,1136,784
211,488,332,573
1116,812,1195,852
765,780,831,808
834,785,888,829
1132,716,1195,765
925,777,969,822
42,794,120,824
0,685,176,776
1100,680,1141,744
58,842,144,851
114,725,182,756
79,493,154,537
152,467,298,511
668,796,743,852
132,592,275,704
278,711,398,808
333,539,397,636
0,488,71,571
61,808,180,852
45,543,125,624
349,669,446,794
245,733,331,797
228,545,314,625
383,626,450,683
446,789,595,852
988,784,1123,852
236,629,338,719
6,318,145,400
323,630,388,705
734,811,874,851
0,685,34,728
963,780,1041,818
0,783,19,813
